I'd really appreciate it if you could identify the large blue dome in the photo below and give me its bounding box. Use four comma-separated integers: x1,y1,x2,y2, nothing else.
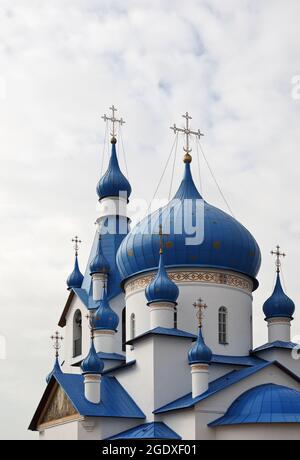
116,161,261,288
210,383,300,425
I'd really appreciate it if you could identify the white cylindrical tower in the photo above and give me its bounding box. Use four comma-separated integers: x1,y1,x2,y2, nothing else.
188,299,212,398
263,247,295,343
81,338,104,404
93,287,119,354
89,235,110,302
145,244,179,329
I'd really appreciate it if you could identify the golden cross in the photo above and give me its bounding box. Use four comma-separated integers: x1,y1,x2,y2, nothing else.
154,224,170,255
50,331,63,358
72,236,82,256
102,105,125,139
271,245,286,273
193,298,207,328
170,112,204,155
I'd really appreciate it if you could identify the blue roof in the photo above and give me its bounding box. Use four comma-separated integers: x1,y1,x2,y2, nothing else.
126,327,197,345
93,288,119,331
107,422,181,440
252,341,298,353
97,352,125,361
96,141,131,200
66,255,84,290
154,361,299,414
46,357,62,384
209,384,300,426
29,372,145,430
81,340,104,374
211,354,265,367
263,273,295,319
145,252,179,305
89,234,110,275
116,161,261,287
188,327,212,365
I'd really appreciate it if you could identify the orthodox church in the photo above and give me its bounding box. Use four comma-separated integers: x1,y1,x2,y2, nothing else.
29,107,300,440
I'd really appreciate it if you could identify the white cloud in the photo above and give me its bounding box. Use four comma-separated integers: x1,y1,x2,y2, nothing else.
0,0,300,438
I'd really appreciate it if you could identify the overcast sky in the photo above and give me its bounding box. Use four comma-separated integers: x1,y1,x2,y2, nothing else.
1,0,300,439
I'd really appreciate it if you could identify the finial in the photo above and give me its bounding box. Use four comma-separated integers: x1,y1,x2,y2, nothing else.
271,245,286,273
170,112,204,163
155,224,170,254
102,105,125,143
193,298,207,328
72,236,82,256
50,331,63,358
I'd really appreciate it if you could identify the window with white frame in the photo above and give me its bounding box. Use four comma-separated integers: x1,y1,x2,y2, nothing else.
130,313,136,350
218,307,228,345
73,310,82,357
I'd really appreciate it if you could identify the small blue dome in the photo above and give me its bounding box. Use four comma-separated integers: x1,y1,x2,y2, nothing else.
116,162,261,289
210,384,300,426
93,288,119,331
67,255,84,290
188,327,212,365
145,252,179,304
81,340,104,374
90,235,110,275
46,357,62,384
97,141,131,200
263,273,295,320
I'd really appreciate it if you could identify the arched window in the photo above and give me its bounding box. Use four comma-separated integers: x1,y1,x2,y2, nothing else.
174,306,178,329
122,307,126,352
73,310,82,357
218,307,228,345
130,313,135,350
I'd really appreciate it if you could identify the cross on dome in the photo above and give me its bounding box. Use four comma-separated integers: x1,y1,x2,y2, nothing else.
102,105,125,141
271,245,286,273
193,298,208,328
154,224,170,255
72,236,82,256
50,331,63,358
170,112,204,163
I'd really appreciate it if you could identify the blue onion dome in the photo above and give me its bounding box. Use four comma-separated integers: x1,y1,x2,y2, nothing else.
93,288,119,331
145,252,179,304
89,235,110,275
81,340,104,375
66,255,84,290
263,273,295,320
46,357,62,384
188,327,212,365
116,160,261,290
210,384,300,426
96,140,131,200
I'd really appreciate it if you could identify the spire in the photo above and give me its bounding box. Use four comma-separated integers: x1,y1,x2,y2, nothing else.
93,286,119,331
173,155,202,201
81,314,104,375
89,233,110,275
66,236,84,290
145,226,179,305
97,105,131,200
263,247,295,320
46,331,63,383
170,112,204,164
188,300,212,365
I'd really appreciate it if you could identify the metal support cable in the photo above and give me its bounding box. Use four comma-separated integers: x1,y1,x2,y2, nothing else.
168,133,178,201
119,124,130,180
100,121,109,177
197,138,235,217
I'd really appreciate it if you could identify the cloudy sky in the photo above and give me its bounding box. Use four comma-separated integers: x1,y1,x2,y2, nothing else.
1,0,300,439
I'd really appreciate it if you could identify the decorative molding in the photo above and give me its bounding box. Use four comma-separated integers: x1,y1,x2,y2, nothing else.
125,269,253,295
191,364,209,371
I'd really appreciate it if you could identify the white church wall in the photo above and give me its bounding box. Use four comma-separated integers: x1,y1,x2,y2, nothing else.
208,364,246,382
254,349,300,377
214,424,300,440
63,296,90,372
39,420,79,440
125,268,253,359
77,417,139,440
157,410,196,440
